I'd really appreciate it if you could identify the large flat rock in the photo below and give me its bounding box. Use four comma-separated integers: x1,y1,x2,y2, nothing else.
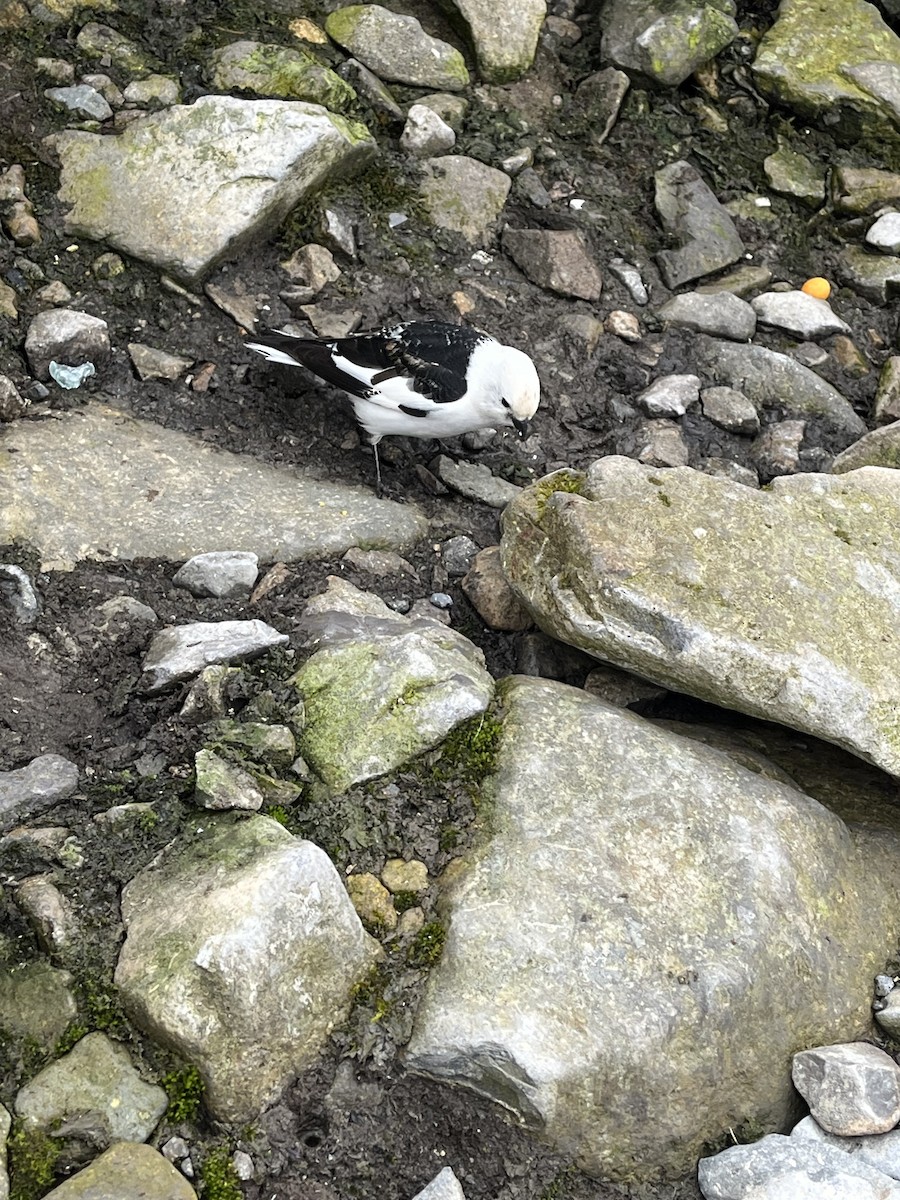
47,96,374,283
0,404,426,570
500,457,900,777
407,676,900,1182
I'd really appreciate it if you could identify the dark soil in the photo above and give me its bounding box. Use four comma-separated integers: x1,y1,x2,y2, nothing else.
1,0,897,1197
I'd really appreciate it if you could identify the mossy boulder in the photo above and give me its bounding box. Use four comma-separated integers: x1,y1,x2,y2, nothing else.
325,5,470,91
209,40,356,111
500,456,900,777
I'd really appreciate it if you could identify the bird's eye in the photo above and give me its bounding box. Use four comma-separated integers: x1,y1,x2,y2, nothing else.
500,398,510,409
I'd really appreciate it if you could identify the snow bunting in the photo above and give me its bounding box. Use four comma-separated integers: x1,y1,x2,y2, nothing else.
245,320,541,493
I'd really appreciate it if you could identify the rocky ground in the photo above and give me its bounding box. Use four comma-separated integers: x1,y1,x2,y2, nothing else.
4,0,900,1197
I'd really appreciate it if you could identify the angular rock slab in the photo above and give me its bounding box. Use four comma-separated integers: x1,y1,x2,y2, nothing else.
792,1043,900,1136
15,1031,167,1147
407,676,900,1182
293,577,494,793
752,0,900,143
0,404,427,571
48,96,374,283
699,1133,900,1200
41,1142,197,1200
114,815,381,1122
500,458,900,777
694,338,865,444
447,0,546,82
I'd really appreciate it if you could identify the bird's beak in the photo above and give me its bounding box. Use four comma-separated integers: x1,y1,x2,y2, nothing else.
512,416,531,439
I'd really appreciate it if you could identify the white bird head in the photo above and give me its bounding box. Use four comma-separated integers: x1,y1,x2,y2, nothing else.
469,341,541,438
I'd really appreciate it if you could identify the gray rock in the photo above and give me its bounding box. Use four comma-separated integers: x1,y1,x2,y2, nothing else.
15,1032,167,1150
0,755,79,833
114,816,381,1121
793,1044,900,1136
172,550,260,599
445,0,545,83
838,246,900,305
435,456,523,508
419,156,511,244
654,160,745,288
24,308,110,382
407,676,900,1183
742,1169,890,1198
876,991,900,1040
17,876,76,955
699,1134,900,1200
0,404,427,571
752,0,900,143
44,84,113,121
701,386,760,435
0,374,27,421
876,357,900,424
293,577,494,793
338,59,404,121
412,1166,466,1200
574,68,631,148
583,662,667,707
75,22,154,74
636,419,689,466
442,535,480,577
0,962,77,1051
763,141,826,207
751,291,851,339
141,619,288,693
694,338,866,445
792,1114,900,1181
39,1142,196,1200
325,6,469,90
208,40,354,110
602,0,738,87
500,458,900,778
281,243,341,290
867,212,900,254
127,342,193,381
193,749,264,811
179,665,242,725
832,167,900,215
416,92,469,130
635,373,700,418
88,596,158,634
400,104,456,157
832,424,900,474
122,74,181,108
608,257,649,305
697,264,775,297
703,457,760,488
462,546,532,631
0,564,40,624
49,96,374,284
503,228,602,301
752,419,806,480
657,291,757,340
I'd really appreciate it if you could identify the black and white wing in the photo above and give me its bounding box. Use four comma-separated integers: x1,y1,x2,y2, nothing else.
246,321,492,407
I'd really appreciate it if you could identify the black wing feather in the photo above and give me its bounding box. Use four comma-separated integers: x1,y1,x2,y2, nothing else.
248,322,492,405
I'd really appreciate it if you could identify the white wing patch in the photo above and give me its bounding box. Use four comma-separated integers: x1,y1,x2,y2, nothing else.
244,341,303,366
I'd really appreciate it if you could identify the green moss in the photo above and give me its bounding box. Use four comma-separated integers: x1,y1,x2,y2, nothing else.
79,978,128,1037
391,890,419,913
200,1145,241,1200
436,712,503,790
407,921,446,968
54,1022,89,1056
533,469,586,518
163,1064,205,1123
8,1123,60,1200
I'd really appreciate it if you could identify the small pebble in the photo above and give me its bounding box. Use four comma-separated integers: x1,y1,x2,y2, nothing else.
430,592,453,609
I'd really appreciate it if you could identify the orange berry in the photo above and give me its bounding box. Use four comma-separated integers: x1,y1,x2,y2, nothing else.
801,277,831,300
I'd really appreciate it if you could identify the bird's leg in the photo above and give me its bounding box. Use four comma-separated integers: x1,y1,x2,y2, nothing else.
373,438,383,498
